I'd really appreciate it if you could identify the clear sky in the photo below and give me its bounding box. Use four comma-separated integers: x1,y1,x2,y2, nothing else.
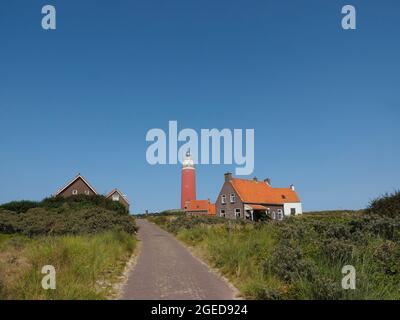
1,0,399,213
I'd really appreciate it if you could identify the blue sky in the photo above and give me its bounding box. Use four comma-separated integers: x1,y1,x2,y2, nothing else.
0,0,399,213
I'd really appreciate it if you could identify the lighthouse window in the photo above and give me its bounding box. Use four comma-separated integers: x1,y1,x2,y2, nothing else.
221,195,226,204
230,194,236,203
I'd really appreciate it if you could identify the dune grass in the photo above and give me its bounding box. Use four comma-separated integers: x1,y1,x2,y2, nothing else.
0,231,136,300
151,210,400,300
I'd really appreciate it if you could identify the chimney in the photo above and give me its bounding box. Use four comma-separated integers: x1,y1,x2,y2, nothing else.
290,184,295,191
224,172,232,182
253,177,258,182
264,178,272,186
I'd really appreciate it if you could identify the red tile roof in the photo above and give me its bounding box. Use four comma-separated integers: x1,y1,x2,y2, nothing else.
185,200,216,215
230,178,300,204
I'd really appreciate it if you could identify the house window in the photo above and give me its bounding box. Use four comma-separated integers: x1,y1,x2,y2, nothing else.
230,194,236,203
112,193,120,201
220,209,226,217
272,211,276,220
72,189,78,195
221,195,226,204
277,209,283,220
291,208,296,216
84,190,90,195
235,208,241,218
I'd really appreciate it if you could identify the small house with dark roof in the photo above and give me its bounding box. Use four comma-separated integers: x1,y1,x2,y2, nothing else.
55,174,131,212
216,173,302,221
55,174,98,197
105,188,130,211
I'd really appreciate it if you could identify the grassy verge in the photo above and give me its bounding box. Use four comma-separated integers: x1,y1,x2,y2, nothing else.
0,231,136,299
149,207,400,299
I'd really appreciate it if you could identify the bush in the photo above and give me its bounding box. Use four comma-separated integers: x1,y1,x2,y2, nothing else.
265,240,315,283
0,201,39,213
373,241,400,275
309,275,343,300
0,195,137,236
1,195,129,216
367,191,400,218
0,208,137,236
320,239,354,264
41,195,129,215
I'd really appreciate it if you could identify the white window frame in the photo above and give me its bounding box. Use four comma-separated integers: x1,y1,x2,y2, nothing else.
72,189,78,195
230,193,236,203
235,208,241,218
220,209,226,217
84,190,90,195
221,195,226,204
112,193,120,202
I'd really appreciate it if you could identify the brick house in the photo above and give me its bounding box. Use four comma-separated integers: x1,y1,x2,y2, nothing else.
105,188,130,211
215,173,302,221
55,174,130,212
55,174,98,197
184,199,216,216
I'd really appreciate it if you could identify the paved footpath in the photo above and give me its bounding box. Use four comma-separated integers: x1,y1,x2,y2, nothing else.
121,219,236,300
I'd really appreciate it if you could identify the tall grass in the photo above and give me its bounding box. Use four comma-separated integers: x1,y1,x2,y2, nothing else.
152,207,400,300
0,231,136,300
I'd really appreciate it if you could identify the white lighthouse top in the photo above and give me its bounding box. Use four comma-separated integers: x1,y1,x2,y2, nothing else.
182,149,195,169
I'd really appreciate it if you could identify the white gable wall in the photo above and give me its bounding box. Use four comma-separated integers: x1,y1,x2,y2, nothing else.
283,202,303,216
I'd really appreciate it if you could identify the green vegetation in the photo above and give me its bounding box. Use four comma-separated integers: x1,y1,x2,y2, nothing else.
0,232,136,299
0,196,137,299
151,192,400,300
0,195,129,215
0,195,136,236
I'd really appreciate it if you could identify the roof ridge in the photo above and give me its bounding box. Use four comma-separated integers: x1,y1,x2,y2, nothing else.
55,174,98,196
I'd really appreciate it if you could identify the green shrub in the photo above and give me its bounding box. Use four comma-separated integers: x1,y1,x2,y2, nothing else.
373,241,400,275
1,195,129,216
320,239,354,265
367,191,400,218
0,195,137,237
0,208,137,236
0,201,39,213
309,275,343,300
265,240,315,283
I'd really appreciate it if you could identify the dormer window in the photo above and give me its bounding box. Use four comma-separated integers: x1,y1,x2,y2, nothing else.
230,194,236,203
221,195,226,204
112,193,120,201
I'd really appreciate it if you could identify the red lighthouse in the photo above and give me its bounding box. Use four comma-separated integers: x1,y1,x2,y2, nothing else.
181,149,196,209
